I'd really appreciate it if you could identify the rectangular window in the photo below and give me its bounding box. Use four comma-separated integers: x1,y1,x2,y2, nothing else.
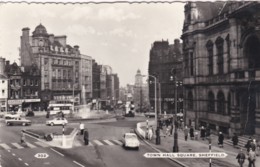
30,79,33,86
44,58,48,65
58,59,61,65
2,80,4,83
52,69,56,78
190,52,194,76
2,90,4,94
35,79,38,86
23,79,26,86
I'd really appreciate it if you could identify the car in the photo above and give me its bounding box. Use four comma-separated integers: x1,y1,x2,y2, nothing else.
5,117,31,126
46,117,68,126
122,133,140,150
4,112,21,119
144,112,155,118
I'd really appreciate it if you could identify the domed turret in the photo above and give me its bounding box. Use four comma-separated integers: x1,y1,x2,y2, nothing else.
32,24,48,37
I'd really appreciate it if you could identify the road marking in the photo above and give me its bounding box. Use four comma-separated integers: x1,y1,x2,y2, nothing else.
24,163,29,166
103,140,114,146
26,142,36,148
93,140,103,146
73,160,85,167
0,143,11,150
11,143,24,149
12,153,16,156
18,158,22,161
50,148,64,157
34,141,49,147
112,140,122,145
88,141,93,146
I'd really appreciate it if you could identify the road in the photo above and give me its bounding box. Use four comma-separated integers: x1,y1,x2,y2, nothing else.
0,114,182,167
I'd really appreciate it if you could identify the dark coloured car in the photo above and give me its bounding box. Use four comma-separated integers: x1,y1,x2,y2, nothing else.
6,117,31,126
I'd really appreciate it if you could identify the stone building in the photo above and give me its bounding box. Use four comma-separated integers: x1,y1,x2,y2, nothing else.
133,69,149,113
182,1,260,136
20,24,87,107
148,39,183,114
5,61,23,111
0,58,8,112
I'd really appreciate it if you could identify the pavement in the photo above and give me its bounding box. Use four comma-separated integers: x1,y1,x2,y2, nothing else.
137,124,260,167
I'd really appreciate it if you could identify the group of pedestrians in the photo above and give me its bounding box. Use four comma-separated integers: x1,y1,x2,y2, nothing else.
235,136,259,167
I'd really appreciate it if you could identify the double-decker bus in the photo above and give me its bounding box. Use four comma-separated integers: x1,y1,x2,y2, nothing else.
48,100,73,115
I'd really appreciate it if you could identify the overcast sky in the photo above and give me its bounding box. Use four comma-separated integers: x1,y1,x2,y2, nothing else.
0,2,185,86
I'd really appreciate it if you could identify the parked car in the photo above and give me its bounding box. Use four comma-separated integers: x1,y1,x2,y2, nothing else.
122,133,140,150
144,112,155,118
4,112,21,119
46,117,68,126
5,117,31,126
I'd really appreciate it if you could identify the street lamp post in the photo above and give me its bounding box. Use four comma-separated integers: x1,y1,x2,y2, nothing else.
144,74,160,145
170,70,180,152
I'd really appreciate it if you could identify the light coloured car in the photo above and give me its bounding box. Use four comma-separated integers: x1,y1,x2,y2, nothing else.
46,117,68,126
4,113,21,119
144,112,155,118
122,133,140,150
6,117,31,126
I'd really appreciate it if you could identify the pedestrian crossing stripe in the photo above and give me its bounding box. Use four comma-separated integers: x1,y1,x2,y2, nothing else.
26,142,37,148
11,143,23,149
103,140,114,146
0,143,11,150
93,140,103,146
112,140,123,145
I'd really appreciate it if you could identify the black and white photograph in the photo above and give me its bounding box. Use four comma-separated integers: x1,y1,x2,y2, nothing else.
0,0,260,167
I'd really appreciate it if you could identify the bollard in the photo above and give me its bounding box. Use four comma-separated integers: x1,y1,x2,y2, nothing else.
62,124,66,147
209,136,212,167
146,120,149,139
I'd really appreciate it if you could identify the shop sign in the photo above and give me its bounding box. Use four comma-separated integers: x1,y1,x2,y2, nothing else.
8,99,24,105
24,99,41,103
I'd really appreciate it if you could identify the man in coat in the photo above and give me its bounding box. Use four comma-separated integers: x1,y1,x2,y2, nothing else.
218,131,224,148
236,149,246,167
84,129,89,145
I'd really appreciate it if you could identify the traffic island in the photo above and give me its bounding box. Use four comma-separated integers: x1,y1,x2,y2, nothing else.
23,127,78,149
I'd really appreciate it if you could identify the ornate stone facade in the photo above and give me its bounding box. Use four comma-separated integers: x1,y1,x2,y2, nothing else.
182,2,260,136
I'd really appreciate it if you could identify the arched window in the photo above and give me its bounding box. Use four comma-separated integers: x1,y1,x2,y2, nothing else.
187,91,193,110
208,91,215,112
217,91,225,114
215,37,224,74
227,93,231,115
206,40,214,75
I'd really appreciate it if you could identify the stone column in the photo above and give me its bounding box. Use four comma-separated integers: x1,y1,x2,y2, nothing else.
255,92,260,136
230,88,241,135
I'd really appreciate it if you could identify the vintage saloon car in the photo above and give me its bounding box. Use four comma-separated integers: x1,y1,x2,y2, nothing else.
5,117,32,126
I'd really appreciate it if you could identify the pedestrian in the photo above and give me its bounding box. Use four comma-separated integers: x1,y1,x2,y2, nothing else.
189,126,194,140
248,148,256,167
79,122,84,135
218,131,224,148
20,131,25,144
232,133,239,148
184,126,189,141
148,127,153,140
236,149,246,167
245,137,253,153
83,129,89,145
206,126,211,139
170,123,173,136
251,139,257,152
200,126,206,140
